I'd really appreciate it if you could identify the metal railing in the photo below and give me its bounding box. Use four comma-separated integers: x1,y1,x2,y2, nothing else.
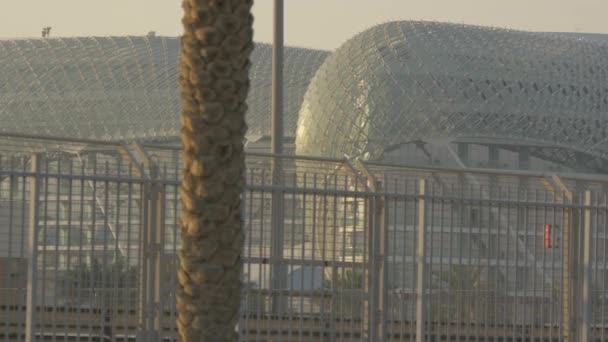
1,134,608,341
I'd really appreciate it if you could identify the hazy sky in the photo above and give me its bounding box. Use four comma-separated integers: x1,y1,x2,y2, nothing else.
1,0,608,50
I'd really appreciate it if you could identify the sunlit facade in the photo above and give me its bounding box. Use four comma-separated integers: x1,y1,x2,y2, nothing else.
0,36,328,143
3,24,608,172
296,21,608,173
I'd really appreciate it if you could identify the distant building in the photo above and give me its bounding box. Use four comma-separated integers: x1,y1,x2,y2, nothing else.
0,38,328,153
4,23,608,173
296,21,608,174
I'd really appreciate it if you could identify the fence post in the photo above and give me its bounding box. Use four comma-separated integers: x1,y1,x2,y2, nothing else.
155,183,166,339
415,178,427,342
364,188,375,341
25,154,40,342
367,177,385,342
270,159,286,314
562,194,574,342
138,166,164,342
377,179,387,342
580,190,592,341
355,160,384,342
138,181,150,342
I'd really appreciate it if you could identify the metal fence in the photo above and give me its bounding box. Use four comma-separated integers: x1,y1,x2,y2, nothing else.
1,134,608,341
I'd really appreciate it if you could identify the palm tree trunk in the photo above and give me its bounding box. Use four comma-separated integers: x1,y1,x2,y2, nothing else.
177,0,254,340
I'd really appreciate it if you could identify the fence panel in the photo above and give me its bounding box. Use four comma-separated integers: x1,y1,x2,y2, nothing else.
0,155,30,342
382,178,578,341
590,192,608,341
2,143,608,341
239,167,370,341
34,155,145,341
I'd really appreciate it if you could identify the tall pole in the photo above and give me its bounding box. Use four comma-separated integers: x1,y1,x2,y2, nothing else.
270,0,286,314
271,0,284,155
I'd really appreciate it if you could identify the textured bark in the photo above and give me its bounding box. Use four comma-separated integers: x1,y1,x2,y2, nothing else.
178,0,253,340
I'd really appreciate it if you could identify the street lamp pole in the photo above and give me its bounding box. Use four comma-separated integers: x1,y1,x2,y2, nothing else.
270,0,285,314
271,0,284,155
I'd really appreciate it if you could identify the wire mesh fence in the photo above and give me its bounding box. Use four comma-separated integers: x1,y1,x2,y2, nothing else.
1,134,608,341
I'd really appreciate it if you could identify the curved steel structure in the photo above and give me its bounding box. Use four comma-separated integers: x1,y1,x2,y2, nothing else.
0,37,328,141
295,21,608,171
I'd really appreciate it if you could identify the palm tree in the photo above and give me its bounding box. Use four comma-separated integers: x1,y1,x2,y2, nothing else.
177,0,254,340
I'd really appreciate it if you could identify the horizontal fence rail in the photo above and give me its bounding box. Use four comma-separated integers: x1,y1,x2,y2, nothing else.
0,135,608,341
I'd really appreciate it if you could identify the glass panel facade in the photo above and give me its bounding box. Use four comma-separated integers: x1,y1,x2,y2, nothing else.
0,38,328,141
295,21,608,163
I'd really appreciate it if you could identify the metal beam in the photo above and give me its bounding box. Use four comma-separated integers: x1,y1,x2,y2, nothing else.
342,156,370,191
131,142,155,177
117,144,145,178
551,175,573,202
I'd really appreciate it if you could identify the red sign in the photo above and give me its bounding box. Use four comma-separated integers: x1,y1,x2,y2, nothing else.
544,224,552,249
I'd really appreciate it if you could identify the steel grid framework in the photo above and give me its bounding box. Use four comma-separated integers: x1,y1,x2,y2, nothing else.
1,135,608,341
0,38,328,141
296,21,608,173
